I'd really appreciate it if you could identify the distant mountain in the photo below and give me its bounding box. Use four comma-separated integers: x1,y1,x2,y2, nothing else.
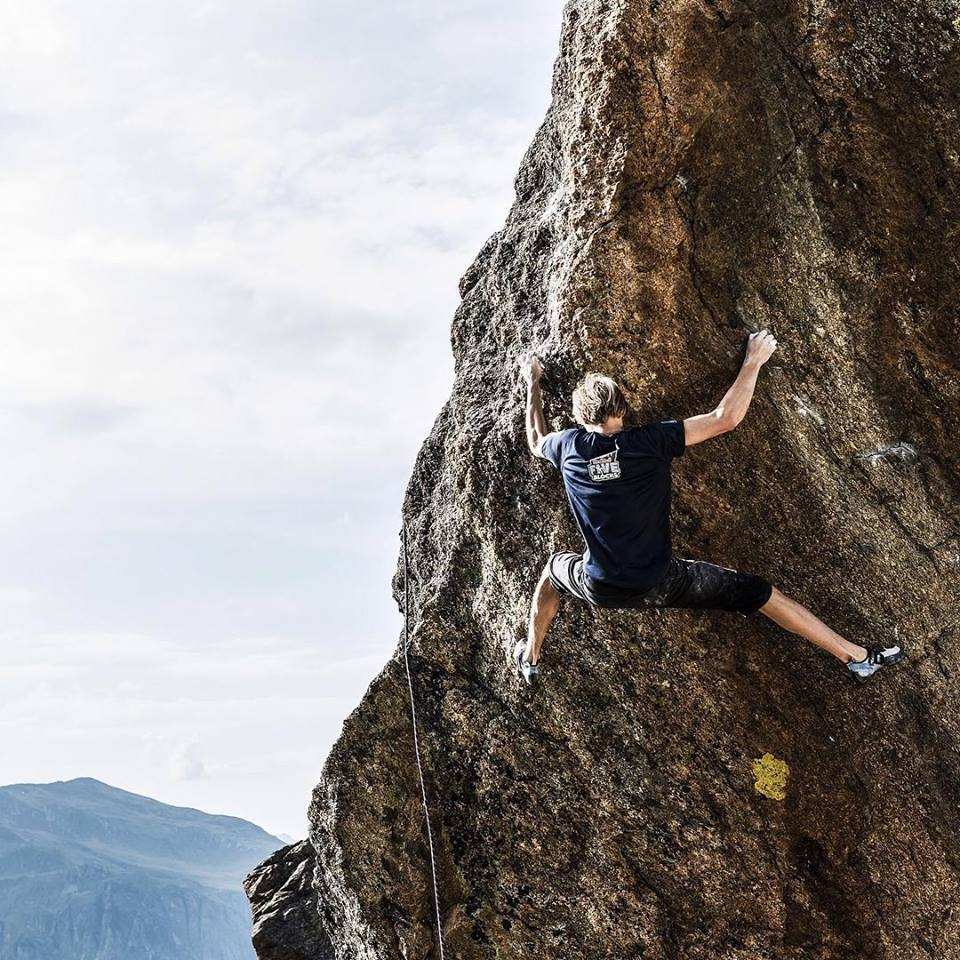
0,778,283,960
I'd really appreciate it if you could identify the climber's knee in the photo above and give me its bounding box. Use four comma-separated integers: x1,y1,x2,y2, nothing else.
542,551,597,606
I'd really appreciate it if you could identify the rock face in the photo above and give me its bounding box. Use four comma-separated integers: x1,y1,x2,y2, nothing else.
249,1,960,957
245,842,334,960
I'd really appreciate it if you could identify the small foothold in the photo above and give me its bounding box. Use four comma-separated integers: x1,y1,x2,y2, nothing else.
857,441,919,464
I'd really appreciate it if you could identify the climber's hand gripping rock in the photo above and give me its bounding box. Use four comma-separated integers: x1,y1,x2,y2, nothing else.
520,351,543,386
745,329,778,367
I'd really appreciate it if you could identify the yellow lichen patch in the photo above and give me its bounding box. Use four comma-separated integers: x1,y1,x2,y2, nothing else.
752,753,789,801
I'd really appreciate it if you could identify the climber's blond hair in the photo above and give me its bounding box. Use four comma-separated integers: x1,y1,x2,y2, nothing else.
572,373,628,427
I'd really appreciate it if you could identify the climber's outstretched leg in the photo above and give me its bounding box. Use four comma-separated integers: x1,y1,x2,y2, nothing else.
759,587,866,662
759,587,903,680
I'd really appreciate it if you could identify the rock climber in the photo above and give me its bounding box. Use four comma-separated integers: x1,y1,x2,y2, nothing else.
515,331,904,686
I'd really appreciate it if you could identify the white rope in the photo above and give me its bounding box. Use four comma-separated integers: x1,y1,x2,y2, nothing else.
402,521,447,960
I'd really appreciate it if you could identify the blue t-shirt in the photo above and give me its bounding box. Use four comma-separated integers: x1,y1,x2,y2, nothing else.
541,421,686,589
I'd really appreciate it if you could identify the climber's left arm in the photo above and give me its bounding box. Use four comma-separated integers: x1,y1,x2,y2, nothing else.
521,352,551,457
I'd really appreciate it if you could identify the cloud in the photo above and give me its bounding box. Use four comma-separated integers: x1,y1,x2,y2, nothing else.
16,399,140,436
169,742,207,781
0,586,35,612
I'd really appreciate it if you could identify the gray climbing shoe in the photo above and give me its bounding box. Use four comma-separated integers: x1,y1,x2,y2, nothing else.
847,643,904,682
513,640,539,687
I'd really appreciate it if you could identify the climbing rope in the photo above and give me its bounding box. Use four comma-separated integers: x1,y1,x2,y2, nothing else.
401,520,447,960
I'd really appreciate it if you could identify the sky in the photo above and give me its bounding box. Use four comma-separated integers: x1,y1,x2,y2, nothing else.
0,0,560,838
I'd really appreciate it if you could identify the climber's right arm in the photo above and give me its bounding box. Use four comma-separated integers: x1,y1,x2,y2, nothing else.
683,330,778,446
521,352,552,457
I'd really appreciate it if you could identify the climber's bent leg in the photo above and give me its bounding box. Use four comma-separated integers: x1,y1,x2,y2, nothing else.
523,551,602,665
525,561,562,665
758,587,868,664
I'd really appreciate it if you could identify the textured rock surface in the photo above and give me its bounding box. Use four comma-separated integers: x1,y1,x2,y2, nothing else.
250,1,960,957
245,842,334,960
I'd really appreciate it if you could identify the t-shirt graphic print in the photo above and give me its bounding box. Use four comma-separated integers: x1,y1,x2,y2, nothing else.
587,448,621,481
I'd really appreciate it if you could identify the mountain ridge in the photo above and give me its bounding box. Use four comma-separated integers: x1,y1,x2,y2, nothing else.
0,777,282,960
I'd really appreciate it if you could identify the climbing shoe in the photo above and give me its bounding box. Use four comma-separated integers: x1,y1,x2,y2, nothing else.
513,640,539,687
847,643,904,682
